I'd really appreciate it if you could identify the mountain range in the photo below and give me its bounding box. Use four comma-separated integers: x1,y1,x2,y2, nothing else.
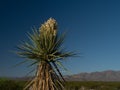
65,70,120,81
4,70,120,81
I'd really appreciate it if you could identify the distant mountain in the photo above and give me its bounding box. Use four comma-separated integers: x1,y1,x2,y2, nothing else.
65,70,120,81
3,70,120,81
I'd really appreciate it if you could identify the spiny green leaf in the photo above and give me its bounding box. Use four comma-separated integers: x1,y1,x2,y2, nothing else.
11,60,28,68
27,61,39,67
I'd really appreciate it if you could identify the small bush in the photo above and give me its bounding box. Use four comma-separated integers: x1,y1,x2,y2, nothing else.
0,79,25,90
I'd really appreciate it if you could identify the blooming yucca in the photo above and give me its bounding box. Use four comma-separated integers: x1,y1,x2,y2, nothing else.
40,18,57,36
17,18,75,90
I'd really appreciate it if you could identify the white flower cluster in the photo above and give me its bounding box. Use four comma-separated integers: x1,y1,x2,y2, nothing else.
40,18,57,36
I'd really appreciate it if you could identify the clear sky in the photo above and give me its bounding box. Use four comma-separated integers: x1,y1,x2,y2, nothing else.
1,0,120,77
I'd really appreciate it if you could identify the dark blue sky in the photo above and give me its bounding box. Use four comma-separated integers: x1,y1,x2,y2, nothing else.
1,0,120,77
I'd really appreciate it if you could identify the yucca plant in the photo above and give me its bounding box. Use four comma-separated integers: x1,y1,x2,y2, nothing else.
17,18,75,90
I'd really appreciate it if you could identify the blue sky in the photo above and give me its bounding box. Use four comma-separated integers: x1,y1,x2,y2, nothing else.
1,0,120,77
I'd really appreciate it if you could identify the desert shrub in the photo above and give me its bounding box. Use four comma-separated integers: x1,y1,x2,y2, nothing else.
65,81,120,90
0,79,25,90
1,79,120,90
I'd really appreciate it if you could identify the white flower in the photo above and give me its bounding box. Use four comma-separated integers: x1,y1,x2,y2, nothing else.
39,18,57,36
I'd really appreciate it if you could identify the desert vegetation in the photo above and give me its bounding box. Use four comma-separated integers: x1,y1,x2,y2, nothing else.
65,81,120,90
0,78,25,90
1,78,120,90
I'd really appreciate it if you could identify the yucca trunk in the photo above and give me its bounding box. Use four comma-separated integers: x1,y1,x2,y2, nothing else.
26,61,64,90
